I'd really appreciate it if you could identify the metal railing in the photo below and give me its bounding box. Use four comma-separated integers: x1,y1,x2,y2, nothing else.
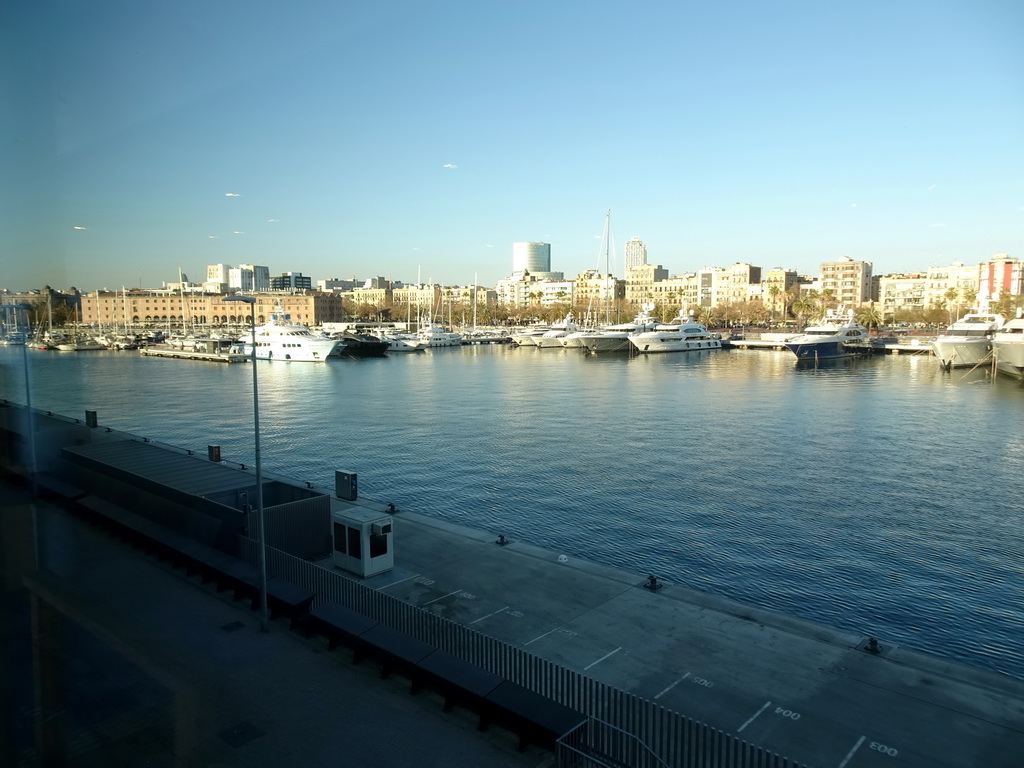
239,538,807,768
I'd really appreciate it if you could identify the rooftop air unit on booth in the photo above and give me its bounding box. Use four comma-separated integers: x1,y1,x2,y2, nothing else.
331,507,394,577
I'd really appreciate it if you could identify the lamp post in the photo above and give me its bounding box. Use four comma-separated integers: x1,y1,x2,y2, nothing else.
14,304,37,496
225,295,268,632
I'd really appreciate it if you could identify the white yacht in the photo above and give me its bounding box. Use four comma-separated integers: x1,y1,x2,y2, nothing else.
783,308,871,360
534,313,580,348
371,330,424,352
627,310,722,354
992,309,1024,380
415,321,462,347
241,305,343,361
574,304,659,353
509,325,550,346
930,309,1004,369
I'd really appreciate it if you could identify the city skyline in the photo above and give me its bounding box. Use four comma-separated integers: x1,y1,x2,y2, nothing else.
5,1,1023,292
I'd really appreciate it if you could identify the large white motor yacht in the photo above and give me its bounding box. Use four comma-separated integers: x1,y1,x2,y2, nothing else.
415,322,462,347
535,313,580,348
783,308,871,360
992,309,1024,380
627,311,722,354
931,309,1004,369
242,305,342,361
573,304,659,353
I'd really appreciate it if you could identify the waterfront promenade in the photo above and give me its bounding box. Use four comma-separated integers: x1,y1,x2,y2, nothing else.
1,480,550,768
2,403,1023,767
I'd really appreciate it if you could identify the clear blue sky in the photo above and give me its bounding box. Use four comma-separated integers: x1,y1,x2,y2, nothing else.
4,0,1023,292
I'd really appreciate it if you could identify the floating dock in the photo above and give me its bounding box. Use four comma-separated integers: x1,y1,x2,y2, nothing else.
724,336,936,355
139,347,248,363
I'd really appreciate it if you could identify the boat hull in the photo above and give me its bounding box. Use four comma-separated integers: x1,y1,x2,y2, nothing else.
242,341,341,361
784,340,869,360
930,338,992,369
993,341,1024,379
628,336,722,354
578,333,632,352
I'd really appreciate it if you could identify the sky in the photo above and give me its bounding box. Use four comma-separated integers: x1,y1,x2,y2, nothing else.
4,0,1023,292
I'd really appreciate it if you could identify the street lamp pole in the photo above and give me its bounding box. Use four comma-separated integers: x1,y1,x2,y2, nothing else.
225,295,268,632
16,304,37,497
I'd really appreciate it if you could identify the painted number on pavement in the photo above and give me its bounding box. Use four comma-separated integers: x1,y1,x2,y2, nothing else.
870,742,898,757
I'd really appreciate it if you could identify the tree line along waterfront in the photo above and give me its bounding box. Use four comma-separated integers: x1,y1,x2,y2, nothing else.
3,252,1022,335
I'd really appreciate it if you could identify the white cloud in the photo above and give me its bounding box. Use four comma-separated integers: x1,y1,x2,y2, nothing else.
225,192,241,197
233,231,244,234
208,235,220,239
73,226,87,230
850,203,858,208
927,184,937,190
484,244,494,248
267,218,277,222
930,223,946,228
442,163,458,169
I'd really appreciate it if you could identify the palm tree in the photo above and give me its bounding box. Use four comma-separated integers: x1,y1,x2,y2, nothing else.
767,284,780,325
943,287,959,324
791,296,814,327
856,305,883,333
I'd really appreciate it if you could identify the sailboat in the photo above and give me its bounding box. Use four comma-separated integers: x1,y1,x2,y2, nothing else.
566,211,657,352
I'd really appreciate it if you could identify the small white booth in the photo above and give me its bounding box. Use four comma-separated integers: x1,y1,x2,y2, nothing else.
331,507,394,577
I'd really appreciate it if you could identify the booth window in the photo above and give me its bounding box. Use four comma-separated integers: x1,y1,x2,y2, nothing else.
370,533,388,558
333,522,346,554
347,526,361,559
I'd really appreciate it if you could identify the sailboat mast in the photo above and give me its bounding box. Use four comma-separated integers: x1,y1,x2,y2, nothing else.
602,210,612,325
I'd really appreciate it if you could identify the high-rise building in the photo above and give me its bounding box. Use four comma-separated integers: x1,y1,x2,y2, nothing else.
207,264,231,284
624,237,647,271
820,256,872,306
270,272,312,291
978,253,1022,301
763,268,798,320
624,264,669,307
239,264,271,291
512,242,551,275
228,267,253,291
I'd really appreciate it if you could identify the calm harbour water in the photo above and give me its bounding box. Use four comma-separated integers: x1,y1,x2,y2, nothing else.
3,344,1023,680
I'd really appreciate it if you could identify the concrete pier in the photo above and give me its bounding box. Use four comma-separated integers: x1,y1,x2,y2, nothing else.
2,404,1022,767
